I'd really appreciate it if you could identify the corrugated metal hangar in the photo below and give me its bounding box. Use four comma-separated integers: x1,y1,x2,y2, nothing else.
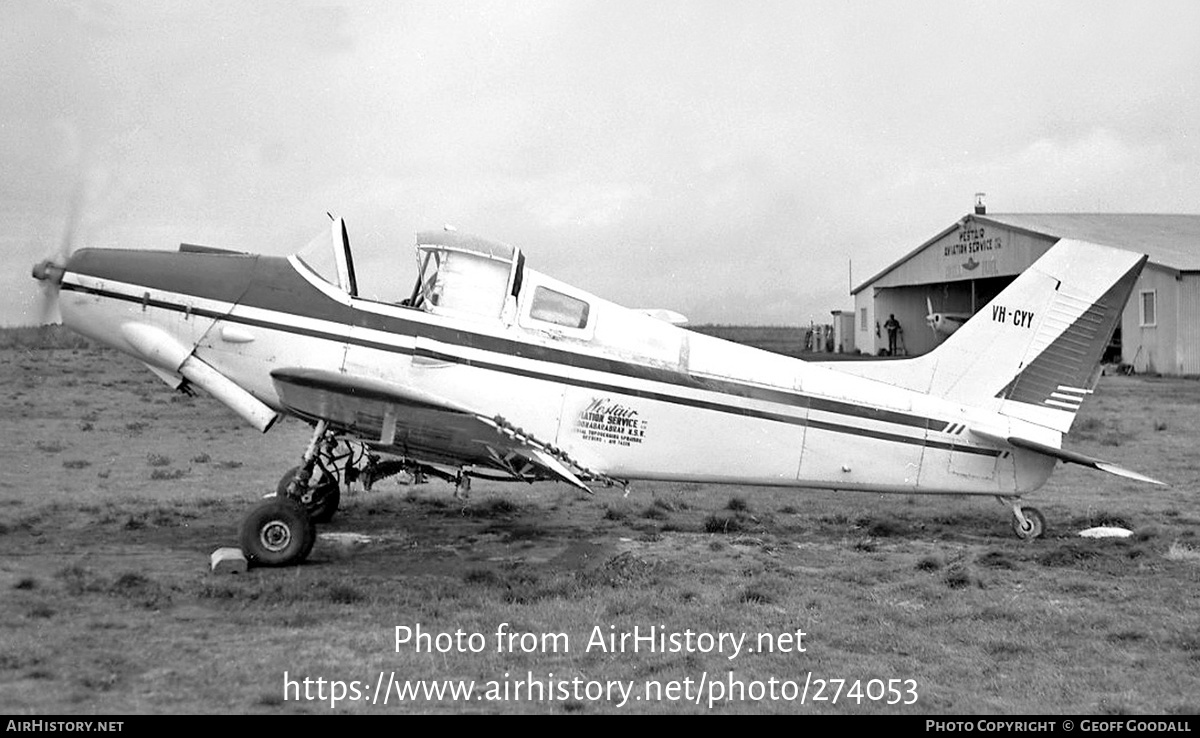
852,207,1200,375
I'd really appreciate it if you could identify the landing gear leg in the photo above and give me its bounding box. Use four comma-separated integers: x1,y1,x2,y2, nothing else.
290,420,329,497
998,496,1046,541
278,420,343,523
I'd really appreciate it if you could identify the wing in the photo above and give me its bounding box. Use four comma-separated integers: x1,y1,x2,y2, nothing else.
269,367,615,492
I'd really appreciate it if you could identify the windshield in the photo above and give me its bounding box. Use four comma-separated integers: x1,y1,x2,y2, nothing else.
294,226,341,287
292,219,409,302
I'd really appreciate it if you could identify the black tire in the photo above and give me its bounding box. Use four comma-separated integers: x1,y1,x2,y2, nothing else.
308,484,340,524
277,466,340,524
240,497,316,567
1011,506,1046,541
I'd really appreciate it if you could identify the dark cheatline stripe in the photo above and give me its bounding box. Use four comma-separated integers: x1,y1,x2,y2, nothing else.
64,251,996,456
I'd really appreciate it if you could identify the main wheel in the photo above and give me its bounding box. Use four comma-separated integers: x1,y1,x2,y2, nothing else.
1011,506,1046,541
240,497,316,567
306,484,340,524
276,466,341,524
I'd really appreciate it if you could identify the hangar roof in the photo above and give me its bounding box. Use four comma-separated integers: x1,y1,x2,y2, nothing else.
978,214,1200,270
853,213,1200,294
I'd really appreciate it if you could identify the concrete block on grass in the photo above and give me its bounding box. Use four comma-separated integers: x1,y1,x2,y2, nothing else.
210,547,248,574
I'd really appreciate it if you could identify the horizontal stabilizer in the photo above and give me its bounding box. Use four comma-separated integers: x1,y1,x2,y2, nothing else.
634,308,689,326
971,428,1166,486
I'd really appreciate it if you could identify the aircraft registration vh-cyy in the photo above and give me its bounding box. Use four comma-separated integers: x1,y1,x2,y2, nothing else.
31,219,1164,566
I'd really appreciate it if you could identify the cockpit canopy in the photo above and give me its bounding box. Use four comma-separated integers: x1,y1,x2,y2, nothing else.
292,221,689,371
409,230,524,321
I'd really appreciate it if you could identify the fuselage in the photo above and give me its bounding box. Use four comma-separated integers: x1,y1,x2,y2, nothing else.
55,245,1058,497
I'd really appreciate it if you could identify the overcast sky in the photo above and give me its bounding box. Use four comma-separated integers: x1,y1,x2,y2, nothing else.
5,1,1199,326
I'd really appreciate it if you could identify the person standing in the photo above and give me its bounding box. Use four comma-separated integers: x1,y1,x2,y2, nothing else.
884,314,901,356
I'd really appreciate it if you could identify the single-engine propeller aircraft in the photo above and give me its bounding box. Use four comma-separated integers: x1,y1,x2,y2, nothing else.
925,296,971,340
32,219,1164,566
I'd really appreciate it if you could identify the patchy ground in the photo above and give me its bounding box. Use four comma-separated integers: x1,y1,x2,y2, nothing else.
1,341,1198,714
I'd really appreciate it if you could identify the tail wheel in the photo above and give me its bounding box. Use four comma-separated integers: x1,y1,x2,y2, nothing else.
240,497,316,567
1011,506,1046,541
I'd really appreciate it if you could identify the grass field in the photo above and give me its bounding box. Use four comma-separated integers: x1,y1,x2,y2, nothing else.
1,329,1197,714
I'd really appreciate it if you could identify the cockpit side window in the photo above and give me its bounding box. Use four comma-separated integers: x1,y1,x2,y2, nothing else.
529,286,590,329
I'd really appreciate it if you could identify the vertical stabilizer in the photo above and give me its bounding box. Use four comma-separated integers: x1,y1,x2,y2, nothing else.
923,239,1145,431
829,240,1147,434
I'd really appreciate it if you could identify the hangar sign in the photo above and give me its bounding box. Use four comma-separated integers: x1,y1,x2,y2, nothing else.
942,224,1006,278
944,225,1003,257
